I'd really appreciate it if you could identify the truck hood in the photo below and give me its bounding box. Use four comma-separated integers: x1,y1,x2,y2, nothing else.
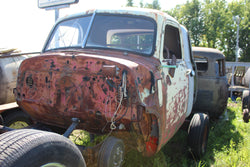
15,49,161,132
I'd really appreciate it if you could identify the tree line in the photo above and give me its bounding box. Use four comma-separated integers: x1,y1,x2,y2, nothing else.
126,0,249,62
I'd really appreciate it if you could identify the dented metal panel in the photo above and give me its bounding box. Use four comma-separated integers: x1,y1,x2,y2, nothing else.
15,8,190,156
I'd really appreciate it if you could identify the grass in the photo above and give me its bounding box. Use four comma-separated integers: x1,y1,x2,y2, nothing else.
124,98,250,167
204,98,250,167
71,98,250,166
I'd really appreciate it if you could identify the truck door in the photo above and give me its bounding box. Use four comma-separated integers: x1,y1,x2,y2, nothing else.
181,25,197,117
160,23,189,143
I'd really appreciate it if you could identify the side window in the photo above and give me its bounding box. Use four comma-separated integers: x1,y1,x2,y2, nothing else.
216,59,225,76
163,25,182,60
194,57,208,72
107,30,154,54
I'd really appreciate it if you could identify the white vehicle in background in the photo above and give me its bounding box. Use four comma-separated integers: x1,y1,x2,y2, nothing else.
0,49,37,128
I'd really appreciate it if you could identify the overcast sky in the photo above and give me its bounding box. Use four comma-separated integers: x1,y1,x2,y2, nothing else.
0,0,229,52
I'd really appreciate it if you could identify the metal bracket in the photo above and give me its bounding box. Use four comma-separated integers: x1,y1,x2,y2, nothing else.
63,118,80,137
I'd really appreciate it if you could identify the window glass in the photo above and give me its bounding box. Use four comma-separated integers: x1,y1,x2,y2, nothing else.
45,14,156,56
86,14,156,56
195,57,208,72
45,16,92,50
216,59,225,76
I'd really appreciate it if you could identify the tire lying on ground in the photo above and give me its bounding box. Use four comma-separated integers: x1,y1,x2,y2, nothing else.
188,113,209,159
0,129,86,167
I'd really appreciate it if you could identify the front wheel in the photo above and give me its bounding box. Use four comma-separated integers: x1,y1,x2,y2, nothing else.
0,129,86,167
98,136,125,167
188,113,209,159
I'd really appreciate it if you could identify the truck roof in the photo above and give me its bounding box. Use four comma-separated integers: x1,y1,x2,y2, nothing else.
193,47,225,60
58,7,178,24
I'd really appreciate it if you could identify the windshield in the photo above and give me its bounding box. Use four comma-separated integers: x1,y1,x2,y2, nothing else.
45,13,156,56
45,15,92,50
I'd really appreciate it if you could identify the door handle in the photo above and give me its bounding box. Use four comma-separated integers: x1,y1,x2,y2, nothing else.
186,69,195,76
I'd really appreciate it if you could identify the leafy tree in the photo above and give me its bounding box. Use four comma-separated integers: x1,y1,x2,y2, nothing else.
229,0,250,62
202,0,228,48
222,1,242,61
168,0,204,46
140,0,144,8
168,0,249,62
240,1,250,61
152,0,161,9
124,0,249,61
144,0,161,10
126,0,134,7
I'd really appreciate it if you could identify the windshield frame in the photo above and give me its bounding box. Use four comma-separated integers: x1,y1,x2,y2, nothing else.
43,14,93,52
43,13,157,57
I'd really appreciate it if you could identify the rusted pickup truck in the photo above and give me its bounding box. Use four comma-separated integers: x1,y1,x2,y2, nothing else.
0,8,209,167
192,47,228,119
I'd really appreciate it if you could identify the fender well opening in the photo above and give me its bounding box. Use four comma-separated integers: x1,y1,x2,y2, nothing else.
131,107,159,157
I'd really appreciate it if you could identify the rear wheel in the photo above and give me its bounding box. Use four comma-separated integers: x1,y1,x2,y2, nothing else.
188,113,209,159
98,136,125,167
242,90,250,123
0,129,86,167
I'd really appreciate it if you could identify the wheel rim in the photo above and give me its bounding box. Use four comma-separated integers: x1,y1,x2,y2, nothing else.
112,145,124,166
9,121,29,129
41,162,66,167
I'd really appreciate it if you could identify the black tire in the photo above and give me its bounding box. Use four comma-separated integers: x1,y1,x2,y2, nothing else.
3,110,32,128
0,129,86,167
98,136,125,167
188,113,209,159
242,90,250,110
